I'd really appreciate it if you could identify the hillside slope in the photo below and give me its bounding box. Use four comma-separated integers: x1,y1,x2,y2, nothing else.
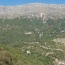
0,3,65,65
0,17,65,65
0,3,65,19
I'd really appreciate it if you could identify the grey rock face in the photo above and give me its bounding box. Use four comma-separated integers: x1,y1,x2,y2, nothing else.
0,3,65,19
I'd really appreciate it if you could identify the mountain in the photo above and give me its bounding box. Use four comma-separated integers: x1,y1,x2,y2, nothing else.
0,3,65,19
0,3,65,65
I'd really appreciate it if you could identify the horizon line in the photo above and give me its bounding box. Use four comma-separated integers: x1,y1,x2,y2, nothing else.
0,3,65,6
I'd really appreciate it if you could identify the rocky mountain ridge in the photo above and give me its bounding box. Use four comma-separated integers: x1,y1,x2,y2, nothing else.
0,3,65,19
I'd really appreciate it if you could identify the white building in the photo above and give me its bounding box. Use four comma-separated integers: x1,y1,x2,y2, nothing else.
26,50,31,55
25,32,33,35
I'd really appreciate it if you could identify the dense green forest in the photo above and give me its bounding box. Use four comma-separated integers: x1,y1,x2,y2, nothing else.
0,17,65,65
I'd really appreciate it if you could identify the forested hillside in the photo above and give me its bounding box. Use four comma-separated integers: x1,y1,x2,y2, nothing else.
0,17,65,65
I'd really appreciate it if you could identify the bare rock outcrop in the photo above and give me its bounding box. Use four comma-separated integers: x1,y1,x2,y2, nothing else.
0,3,65,19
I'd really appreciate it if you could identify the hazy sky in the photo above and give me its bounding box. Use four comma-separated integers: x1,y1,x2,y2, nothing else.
0,0,65,6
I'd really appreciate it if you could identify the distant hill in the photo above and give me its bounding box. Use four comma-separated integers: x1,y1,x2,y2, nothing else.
0,3,65,19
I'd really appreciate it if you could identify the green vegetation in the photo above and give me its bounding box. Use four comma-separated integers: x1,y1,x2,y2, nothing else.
0,17,65,65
